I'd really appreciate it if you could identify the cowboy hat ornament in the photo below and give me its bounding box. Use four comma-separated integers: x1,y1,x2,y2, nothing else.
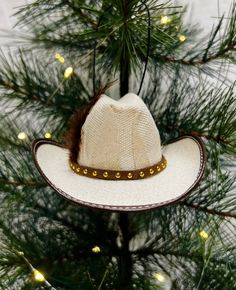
32,93,206,211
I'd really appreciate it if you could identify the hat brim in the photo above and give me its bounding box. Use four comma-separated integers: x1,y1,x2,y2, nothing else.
32,136,206,212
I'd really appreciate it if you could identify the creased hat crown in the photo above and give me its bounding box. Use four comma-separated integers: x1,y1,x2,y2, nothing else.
77,93,162,170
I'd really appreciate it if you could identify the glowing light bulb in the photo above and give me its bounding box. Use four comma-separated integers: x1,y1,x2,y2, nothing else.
179,35,186,42
160,16,171,25
199,230,209,240
44,133,52,139
18,251,24,256
17,132,27,140
92,246,101,253
155,272,165,282
55,53,65,63
64,66,74,78
33,270,45,282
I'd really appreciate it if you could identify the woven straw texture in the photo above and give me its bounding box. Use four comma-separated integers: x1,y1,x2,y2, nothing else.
78,94,162,170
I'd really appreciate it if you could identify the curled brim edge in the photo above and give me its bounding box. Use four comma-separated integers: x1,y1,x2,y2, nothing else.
32,136,206,212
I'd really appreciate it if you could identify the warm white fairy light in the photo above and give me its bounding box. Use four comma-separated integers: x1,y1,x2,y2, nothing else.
64,66,74,78
55,53,65,63
33,269,45,282
199,230,209,240
155,272,165,282
49,25,121,103
17,132,27,140
160,16,172,25
44,133,52,139
179,35,186,42
15,251,56,289
92,246,101,253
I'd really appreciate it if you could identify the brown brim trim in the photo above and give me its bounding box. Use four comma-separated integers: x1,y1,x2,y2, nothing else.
32,135,206,212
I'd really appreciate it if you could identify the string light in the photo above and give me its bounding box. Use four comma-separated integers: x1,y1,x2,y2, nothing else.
155,272,165,282
179,35,186,42
92,246,101,253
15,251,56,289
160,16,172,25
49,24,122,102
17,132,27,140
33,270,45,282
64,66,74,78
55,53,65,63
44,133,52,139
199,230,209,240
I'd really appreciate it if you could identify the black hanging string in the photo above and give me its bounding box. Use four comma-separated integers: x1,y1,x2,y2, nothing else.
137,1,151,95
93,4,150,96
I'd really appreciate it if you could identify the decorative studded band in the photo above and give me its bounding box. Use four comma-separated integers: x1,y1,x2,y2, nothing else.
69,156,167,180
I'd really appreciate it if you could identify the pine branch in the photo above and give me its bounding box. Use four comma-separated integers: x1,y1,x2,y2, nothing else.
156,43,236,65
155,8,236,66
150,78,236,156
183,131,230,145
0,78,71,111
0,179,41,187
182,202,236,219
0,49,91,120
63,0,97,28
10,0,181,76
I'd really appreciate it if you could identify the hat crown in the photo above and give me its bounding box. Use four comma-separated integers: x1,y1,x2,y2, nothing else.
78,93,162,170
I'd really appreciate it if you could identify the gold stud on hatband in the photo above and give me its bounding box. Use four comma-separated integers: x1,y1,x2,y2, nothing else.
115,172,121,179
127,173,133,179
83,169,88,175
103,172,108,178
139,171,145,178
92,171,97,176
150,168,154,175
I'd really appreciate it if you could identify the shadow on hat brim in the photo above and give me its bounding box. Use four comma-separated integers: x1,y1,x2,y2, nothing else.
32,136,206,212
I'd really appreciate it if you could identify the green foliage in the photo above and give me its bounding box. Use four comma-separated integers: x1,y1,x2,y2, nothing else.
0,0,236,289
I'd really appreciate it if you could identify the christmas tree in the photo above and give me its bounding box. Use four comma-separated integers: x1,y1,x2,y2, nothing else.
0,1,236,289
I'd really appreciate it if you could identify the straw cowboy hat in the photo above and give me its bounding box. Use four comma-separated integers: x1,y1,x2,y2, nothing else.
32,93,206,212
